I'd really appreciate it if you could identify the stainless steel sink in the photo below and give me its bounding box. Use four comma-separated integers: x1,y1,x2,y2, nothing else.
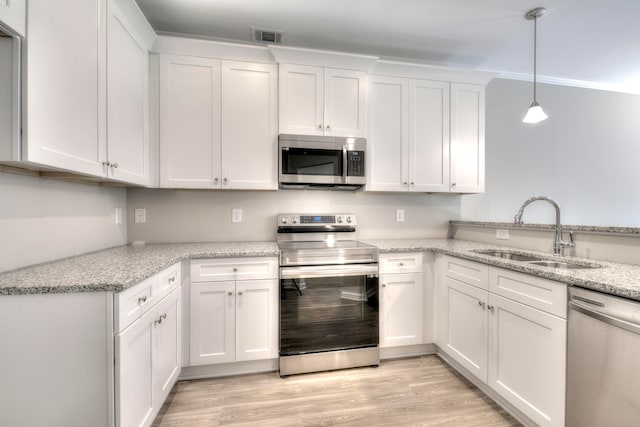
472,249,543,262
527,260,596,270
471,249,601,269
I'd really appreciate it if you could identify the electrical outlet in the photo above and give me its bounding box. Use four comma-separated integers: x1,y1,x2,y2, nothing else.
396,208,405,222
232,208,242,223
134,208,146,224
496,229,510,240
115,208,122,225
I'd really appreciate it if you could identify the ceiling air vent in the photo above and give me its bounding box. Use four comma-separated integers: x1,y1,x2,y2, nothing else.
251,27,284,44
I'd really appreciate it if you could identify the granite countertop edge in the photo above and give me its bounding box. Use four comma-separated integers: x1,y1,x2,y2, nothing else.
3,239,640,302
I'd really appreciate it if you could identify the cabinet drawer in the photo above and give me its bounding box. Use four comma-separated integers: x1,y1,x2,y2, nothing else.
156,262,181,301
441,255,489,290
190,257,278,282
115,275,159,333
380,253,423,274
489,268,567,319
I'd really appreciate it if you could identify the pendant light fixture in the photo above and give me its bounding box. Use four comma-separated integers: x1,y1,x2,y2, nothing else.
522,7,548,124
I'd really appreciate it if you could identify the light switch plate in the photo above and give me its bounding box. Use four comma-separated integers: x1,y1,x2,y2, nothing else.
496,229,510,240
396,208,405,222
232,208,242,223
134,208,146,224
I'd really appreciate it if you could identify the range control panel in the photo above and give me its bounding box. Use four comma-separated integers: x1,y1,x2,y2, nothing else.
277,214,356,226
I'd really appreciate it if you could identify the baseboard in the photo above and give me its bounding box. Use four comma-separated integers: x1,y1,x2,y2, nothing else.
435,347,536,427
179,359,279,380
380,343,436,360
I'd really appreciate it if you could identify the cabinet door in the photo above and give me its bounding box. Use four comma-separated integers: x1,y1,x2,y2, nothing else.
235,279,279,361
380,273,424,348
366,75,409,192
153,288,182,410
440,275,488,382
159,55,221,188
221,61,277,190
189,281,235,365
324,68,366,137
0,0,25,36
116,308,155,427
450,83,485,193
278,64,324,135
488,293,566,427
25,0,107,176
409,79,450,192
106,0,148,185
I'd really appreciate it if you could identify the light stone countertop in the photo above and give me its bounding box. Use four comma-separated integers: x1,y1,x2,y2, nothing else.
364,238,640,302
0,242,279,295
3,238,640,302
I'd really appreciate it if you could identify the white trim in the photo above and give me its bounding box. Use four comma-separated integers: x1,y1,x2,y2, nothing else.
370,60,495,85
380,343,436,360
151,35,275,64
179,359,279,380
269,45,379,71
491,70,640,95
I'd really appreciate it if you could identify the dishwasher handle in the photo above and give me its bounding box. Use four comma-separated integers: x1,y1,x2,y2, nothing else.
570,301,640,335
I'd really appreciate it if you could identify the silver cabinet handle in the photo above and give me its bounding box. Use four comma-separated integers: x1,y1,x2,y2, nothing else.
169,276,176,283
478,300,483,307
155,313,167,325
138,295,147,304
111,162,118,169
102,161,110,167
488,305,495,312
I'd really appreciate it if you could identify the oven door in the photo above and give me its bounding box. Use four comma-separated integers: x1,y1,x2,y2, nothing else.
279,264,379,356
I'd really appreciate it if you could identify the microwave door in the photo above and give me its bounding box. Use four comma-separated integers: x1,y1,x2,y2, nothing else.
280,147,346,184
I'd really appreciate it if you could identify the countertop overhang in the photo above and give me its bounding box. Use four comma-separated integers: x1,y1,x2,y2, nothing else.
2,239,640,302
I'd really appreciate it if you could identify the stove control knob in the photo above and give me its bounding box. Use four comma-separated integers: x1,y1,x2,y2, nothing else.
336,217,343,223
281,217,289,224
346,216,352,224
291,217,298,224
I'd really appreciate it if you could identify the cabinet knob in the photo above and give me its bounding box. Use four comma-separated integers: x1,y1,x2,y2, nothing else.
169,276,176,283
102,161,111,167
451,182,457,187
238,291,243,296
232,267,238,272
111,162,118,169
403,182,408,185
488,305,495,312
138,295,147,304
223,178,228,183
326,125,331,130
228,291,233,296
399,262,404,266
317,124,323,130
214,177,219,183
382,284,386,287
410,182,414,185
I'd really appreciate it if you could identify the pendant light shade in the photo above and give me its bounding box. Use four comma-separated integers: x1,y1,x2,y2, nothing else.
523,7,548,124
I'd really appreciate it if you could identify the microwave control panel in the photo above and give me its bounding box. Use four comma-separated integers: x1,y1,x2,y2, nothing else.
347,151,365,177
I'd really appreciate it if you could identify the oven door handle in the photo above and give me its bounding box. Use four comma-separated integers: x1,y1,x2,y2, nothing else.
280,264,378,279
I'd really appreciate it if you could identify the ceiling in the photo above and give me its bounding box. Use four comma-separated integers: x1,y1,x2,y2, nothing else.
135,0,640,94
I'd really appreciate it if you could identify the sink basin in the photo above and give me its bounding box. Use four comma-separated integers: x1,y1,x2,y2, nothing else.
472,249,542,262
527,260,597,270
472,249,601,270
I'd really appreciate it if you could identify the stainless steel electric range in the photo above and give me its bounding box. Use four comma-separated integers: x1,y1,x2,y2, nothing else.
277,213,380,377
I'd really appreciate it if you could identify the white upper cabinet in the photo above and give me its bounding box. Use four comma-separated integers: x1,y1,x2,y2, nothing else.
160,55,222,189
279,64,366,137
0,0,25,36
159,56,277,189
450,83,485,193
221,61,278,190
25,0,107,177
22,0,153,185
107,0,149,185
367,75,451,192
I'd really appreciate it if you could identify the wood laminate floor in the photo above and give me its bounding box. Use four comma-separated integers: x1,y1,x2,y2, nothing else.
152,355,521,427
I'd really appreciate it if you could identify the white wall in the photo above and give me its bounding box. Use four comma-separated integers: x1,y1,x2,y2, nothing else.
126,188,461,243
461,78,640,226
0,172,127,273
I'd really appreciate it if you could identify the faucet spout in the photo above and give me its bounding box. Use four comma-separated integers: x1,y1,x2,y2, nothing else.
514,196,576,255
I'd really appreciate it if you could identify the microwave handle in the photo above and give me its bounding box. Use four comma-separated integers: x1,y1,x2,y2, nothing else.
342,145,348,179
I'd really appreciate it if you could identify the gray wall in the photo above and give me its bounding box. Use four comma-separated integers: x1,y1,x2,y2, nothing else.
461,78,640,226
0,172,127,272
126,189,461,243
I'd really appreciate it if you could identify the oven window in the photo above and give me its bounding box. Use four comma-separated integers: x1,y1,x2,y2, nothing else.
280,275,379,356
281,148,343,176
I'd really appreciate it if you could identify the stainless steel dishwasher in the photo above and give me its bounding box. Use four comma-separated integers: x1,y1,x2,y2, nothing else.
567,287,640,426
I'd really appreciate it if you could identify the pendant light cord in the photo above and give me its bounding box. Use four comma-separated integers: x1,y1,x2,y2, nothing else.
533,15,538,103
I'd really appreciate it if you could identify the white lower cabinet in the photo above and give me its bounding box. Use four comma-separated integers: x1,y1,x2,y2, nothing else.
189,258,279,366
115,263,182,427
437,255,566,427
379,253,424,348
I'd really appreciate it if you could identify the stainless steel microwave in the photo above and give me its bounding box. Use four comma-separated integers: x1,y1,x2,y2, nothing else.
278,134,366,190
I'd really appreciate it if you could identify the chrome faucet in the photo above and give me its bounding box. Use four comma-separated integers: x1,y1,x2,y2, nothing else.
514,196,575,255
